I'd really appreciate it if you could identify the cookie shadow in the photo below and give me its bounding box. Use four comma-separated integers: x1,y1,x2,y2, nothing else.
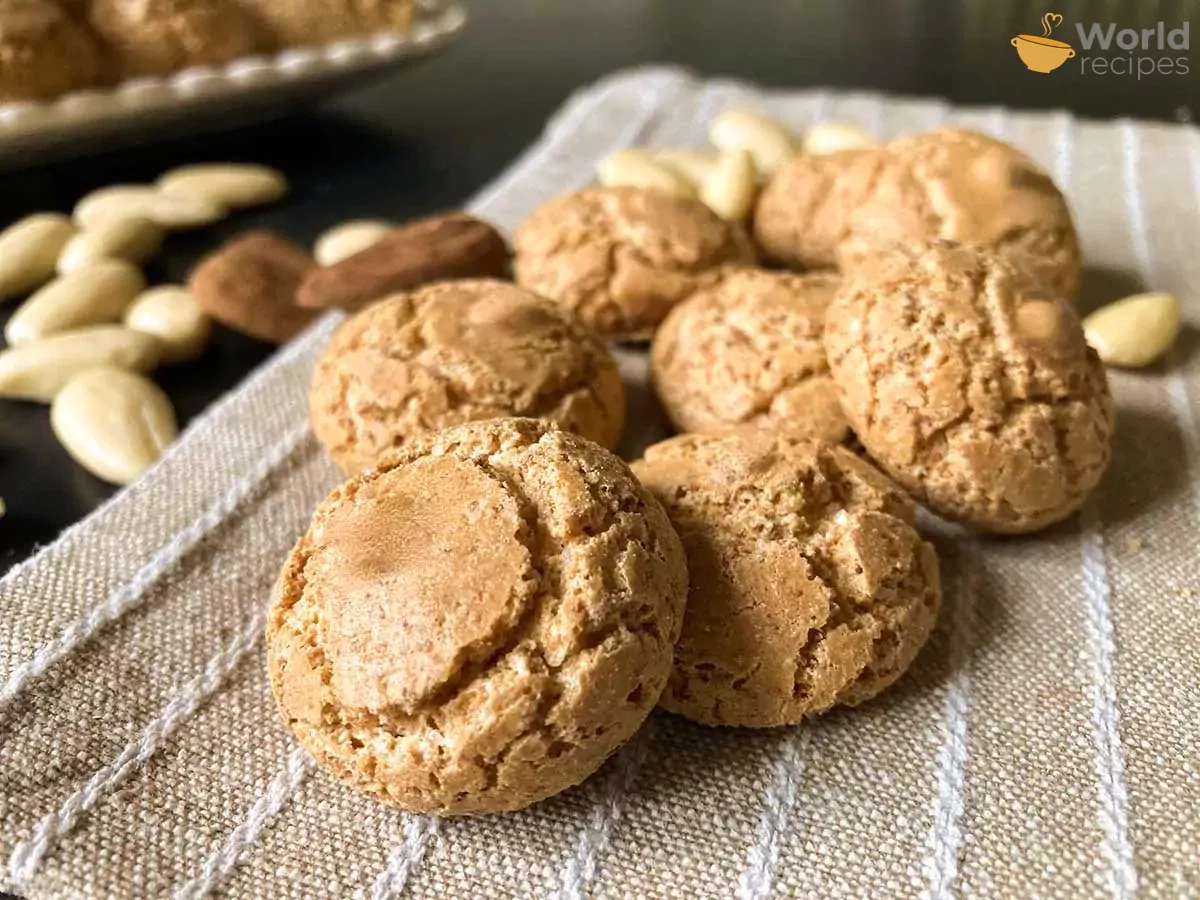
616,365,674,461
1095,404,1192,529
1076,265,1145,316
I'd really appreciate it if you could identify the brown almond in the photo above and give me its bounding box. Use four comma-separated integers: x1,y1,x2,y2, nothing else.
188,231,318,344
296,212,510,313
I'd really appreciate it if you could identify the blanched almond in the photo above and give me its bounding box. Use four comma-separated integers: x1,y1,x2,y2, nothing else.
124,286,211,364
51,367,177,485
58,216,163,273
0,213,76,300
157,164,288,209
802,121,880,155
0,325,160,402
6,260,146,346
709,108,798,175
596,150,696,196
74,185,224,230
314,220,393,266
653,149,720,185
1083,292,1182,367
700,149,757,220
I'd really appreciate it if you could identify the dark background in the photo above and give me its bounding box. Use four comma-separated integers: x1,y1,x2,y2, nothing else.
0,0,1193,577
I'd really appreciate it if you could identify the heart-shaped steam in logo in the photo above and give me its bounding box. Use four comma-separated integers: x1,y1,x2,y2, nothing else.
1041,12,1064,36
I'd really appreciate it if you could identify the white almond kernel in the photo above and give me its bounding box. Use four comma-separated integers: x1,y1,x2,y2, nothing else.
709,108,798,175
157,164,288,210
1083,291,1182,368
0,325,161,402
653,149,720,186
596,149,696,197
124,286,211,364
74,185,225,230
0,213,76,300
314,220,394,266
801,121,880,155
700,148,757,220
51,367,178,485
57,216,163,274
6,260,146,346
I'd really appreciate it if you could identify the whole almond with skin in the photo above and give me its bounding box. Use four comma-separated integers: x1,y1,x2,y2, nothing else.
51,367,177,485
189,231,318,344
0,325,160,402
296,212,510,313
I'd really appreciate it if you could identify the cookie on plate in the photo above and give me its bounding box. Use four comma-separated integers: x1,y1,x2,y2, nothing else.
0,0,101,102
824,241,1113,534
651,268,849,443
309,279,626,474
514,186,756,342
88,0,261,76
268,418,689,814
233,0,414,47
754,129,1081,299
632,431,940,728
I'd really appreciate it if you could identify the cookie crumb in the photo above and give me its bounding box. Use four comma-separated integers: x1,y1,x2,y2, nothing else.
1122,536,1145,554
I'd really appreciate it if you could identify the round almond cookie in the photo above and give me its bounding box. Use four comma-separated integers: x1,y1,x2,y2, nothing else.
0,0,101,102
513,186,756,342
824,241,1114,534
631,432,940,728
754,129,1081,299
309,279,626,474
651,268,849,444
268,418,689,814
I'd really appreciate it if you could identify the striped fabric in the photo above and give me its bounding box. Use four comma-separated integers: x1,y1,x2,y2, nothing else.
1,67,1198,899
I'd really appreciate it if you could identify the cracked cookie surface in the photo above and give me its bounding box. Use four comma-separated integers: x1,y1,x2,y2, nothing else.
651,268,849,443
632,432,940,728
513,186,756,341
309,279,626,474
754,129,1081,299
268,418,688,814
825,242,1113,533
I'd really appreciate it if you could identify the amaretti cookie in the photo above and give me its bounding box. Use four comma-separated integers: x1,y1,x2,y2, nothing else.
824,241,1114,534
651,268,849,443
88,0,261,77
514,186,756,341
0,0,101,102
309,280,626,474
268,418,689,814
632,432,940,728
755,128,1081,299
234,0,413,47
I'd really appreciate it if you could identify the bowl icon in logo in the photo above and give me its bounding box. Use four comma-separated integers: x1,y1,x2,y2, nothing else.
1013,12,1074,73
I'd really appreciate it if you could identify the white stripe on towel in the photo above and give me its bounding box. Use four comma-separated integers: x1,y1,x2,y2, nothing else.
7,610,268,887
735,727,811,900
0,421,310,710
921,539,981,900
174,747,316,900
368,816,442,900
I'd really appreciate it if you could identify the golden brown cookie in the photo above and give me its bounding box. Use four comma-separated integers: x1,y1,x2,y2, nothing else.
309,279,626,474
233,0,413,47
268,418,688,815
0,0,101,102
87,0,261,76
824,241,1114,534
632,432,940,728
754,129,1081,299
513,186,756,342
651,268,849,443
189,231,318,344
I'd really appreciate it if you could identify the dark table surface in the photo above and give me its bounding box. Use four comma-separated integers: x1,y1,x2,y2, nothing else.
0,1,1193,896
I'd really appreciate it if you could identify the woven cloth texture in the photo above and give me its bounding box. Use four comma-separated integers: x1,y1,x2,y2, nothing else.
1,67,1198,900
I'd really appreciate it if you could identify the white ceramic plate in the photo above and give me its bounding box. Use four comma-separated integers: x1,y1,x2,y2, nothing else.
0,2,468,168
